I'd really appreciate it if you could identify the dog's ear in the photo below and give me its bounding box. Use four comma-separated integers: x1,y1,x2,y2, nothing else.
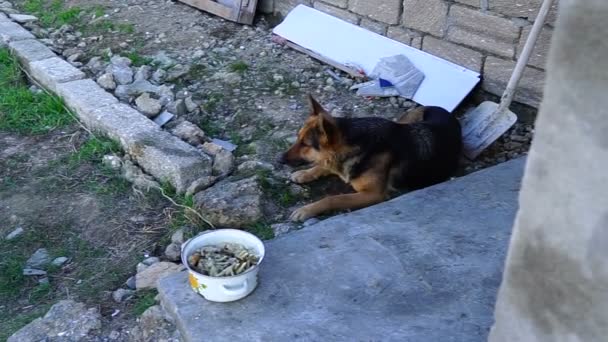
307,94,325,116
318,111,339,145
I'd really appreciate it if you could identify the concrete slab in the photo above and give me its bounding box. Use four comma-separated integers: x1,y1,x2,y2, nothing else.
0,20,34,45
158,157,526,342
8,39,56,69
29,57,85,93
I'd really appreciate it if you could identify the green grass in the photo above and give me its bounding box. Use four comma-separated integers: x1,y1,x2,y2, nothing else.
257,170,297,207
23,0,82,28
248,222,274,240
132,289,158,316
68,136,121,166
117,23,135,34
126,51,152,67
0,49,75,135
229,61,249,73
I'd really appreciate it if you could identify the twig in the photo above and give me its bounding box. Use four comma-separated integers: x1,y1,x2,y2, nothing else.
154,185,215,229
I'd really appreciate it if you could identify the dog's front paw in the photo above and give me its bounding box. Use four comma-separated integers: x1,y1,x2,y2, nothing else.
290,205,315,222
290,170,312,184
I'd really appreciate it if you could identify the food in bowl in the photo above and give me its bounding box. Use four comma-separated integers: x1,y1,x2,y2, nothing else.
187,243,260,277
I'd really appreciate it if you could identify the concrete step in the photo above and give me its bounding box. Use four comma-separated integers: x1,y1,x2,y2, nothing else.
158,157,526,342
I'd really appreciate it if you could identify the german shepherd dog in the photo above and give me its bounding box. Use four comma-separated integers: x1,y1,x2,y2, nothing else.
279,95,462,222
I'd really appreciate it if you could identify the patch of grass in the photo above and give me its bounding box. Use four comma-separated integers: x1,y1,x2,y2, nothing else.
126,51,153,67
91,5,105,18
117,23,135,34
0,49,75,135
198,118,222,137
29,283,52,302
23,0,82,28
229,61,249,73
0,305,50,342
256,170,297,207
201,93,224,115
132,289,158,316
247,222,274,240
0,256,26,300
69,136,121,166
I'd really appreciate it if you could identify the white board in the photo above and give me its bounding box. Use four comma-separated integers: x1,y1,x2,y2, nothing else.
273,5,481,112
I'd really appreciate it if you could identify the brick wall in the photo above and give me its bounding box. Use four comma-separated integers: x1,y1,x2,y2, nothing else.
261,0,559,109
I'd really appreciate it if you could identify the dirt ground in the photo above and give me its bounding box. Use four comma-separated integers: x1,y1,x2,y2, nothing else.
1,0,536,338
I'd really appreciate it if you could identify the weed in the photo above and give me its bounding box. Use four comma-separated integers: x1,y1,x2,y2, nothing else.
22,0,82,28
256,170,297,207
198,118,222,137
126,51,153,67
248,222,274,240
29,283,52,302
132,289,158,316
69,136,121,167
201,93,224,114
117,23,135,34
0,49,75,135
0,256,26,300
229,61,249,73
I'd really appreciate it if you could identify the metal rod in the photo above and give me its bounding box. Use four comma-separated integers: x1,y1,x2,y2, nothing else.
496,0,555,113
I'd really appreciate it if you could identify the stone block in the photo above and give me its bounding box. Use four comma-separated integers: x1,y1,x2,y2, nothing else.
54,79,118,119
313,1,359,24
29,56,86,93
491,0,559,26
482,56,545,108
8,39,56,70
387,26,421,47
411,36,422,49
349,0,401,25
318,0,347,9
517,25,553,69
275,0,311,16
403,0,449,36
81,102,213,193
447,5,519,58
0,20,34,45
423,36,483,72
360,18,387,35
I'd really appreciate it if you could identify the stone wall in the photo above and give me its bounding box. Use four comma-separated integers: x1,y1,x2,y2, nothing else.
260,0,559,109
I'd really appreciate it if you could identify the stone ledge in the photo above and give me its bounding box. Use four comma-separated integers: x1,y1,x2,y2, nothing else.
8,39,56,69
0,20,35,45
482,56,545,108
29,57,86,93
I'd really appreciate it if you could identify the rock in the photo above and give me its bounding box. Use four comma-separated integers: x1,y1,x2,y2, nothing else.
51,257,68,267
237,160,275,173
185,176,217,196
85,56,106,75
7,300,101,342
152,68,166,83
212,149,235,176
109,330,121,340
211,71,241,85
112,288,135,303
271,222,299,237
5,227,24,240
194,176,263,227
165,64,190,82
128,306,181,342
23,268,47,276
126,276,137,290
121,160,160,191
170,121,206,145
142,256,161,266
135,262,184,290
135,65,152,81
171,229,185,244
106,56,133,85
26,248,50,269
184,96,198,113
9,14,38,23
0,1,13,9
29,85,43,94
151,51,174,68
166,99,187,116
114,79,159,101
200,142,224,156
164,243,181,262
67,52,82,63
135,93,162,117
96,73,116,90
156,85,175,105
102,155,123,170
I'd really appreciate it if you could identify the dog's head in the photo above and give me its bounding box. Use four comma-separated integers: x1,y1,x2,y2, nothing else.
279,95,342,167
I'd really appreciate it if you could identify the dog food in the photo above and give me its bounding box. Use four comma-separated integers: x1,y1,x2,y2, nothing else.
188,243,260,277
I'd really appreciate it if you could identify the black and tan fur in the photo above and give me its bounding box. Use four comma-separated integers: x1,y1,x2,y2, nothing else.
279,95,462,222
